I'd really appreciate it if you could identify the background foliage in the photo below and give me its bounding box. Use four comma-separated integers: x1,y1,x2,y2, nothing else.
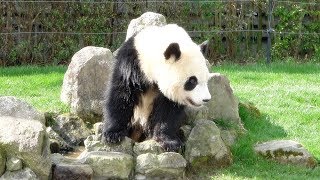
0,0,319,66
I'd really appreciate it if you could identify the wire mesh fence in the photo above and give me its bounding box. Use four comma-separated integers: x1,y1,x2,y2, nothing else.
0,0,319,66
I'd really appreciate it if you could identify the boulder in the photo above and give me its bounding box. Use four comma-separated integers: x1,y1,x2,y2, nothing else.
0,168,38,180
51,114,91,146
135,152,187,179
0,151,4,176
79,151,134,179
51,153,93,180
207,74,244,131
133,140,164,156
254,140,317,168
0,96,45,124
0,116,51,179
185,120,232,170
6,156,23,172
125,12,166,40
84,135,133,155
61,46,115,123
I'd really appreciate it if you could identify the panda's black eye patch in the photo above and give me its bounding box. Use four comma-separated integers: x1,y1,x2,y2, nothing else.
184,76,198,91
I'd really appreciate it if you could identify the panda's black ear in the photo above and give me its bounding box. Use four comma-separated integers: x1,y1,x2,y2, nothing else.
164,43,181,61
199,40,208,56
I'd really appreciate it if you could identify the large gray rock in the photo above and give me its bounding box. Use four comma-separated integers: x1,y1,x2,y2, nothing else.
6,156,23,172
254,140,317,168
0,96,45,124
207,74,244,130
51,153,93,180
79,151,134,179
84,135,133,155
125,12,166,40
133,140,164,156
185,120,232,170
51,114,91,146
135,152,187,179
0,116,51,179
0,151,4,176
61,46,115,123
0,168,38,180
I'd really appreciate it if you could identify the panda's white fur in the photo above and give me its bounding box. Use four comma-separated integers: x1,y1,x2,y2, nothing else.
134,24,213,107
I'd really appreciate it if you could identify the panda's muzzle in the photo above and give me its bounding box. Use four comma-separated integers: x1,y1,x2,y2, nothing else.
186,97,202,107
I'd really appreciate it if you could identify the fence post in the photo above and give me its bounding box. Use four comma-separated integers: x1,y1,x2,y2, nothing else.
266,0,273,64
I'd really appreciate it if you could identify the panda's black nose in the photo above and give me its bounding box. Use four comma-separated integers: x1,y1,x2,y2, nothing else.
203,99,210,103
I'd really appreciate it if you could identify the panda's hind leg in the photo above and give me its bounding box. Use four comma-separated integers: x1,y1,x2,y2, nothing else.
148,94,186,152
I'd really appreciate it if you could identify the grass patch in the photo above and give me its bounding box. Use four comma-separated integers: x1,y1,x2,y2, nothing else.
0,66,69,113
209,63,320,179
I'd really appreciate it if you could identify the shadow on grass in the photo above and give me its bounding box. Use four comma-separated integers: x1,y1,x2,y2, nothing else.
206,102,320,179
0,66,67,77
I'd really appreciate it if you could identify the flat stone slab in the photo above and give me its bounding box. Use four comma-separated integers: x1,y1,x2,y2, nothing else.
254,140,317,168
136,152,187,179
79,151,134,179
133,140,164,156
51,154,93,180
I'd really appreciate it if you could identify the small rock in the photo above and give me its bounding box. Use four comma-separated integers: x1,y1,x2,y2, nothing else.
0,116,51,179
61,46,115,123
254,140,317,168
84,136,133,155
6,156,22,171
126,12,166,40
49,139,61,154
133,140,164,156
136,152,187,179
0,151,5,176
79,151,134,179
93,122,103,136
51,153,93,180
185,120,233,170
0,96,45,124
51,114,91,146
0,168,38,180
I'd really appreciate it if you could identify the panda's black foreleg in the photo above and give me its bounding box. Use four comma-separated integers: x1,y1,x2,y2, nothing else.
148,94,186,152
102,83,135,144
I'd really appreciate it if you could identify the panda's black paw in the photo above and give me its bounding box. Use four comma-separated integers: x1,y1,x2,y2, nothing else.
156,136,183,152
102,130,126,144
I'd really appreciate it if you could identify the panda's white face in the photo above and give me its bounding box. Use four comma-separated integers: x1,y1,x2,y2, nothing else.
134,24,214,107
156,43,214,108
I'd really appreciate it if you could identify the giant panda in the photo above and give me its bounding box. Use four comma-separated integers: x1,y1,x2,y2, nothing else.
103,24,214,152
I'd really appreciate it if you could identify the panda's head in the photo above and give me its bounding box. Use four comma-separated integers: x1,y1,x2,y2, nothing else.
157,41,214,108
134,24,214,108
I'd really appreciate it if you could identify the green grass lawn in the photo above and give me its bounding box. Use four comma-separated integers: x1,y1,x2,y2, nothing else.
0,63,319,179
210,63,320,179
0,66,69,113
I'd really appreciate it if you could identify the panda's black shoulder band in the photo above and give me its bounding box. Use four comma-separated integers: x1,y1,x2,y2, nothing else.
164,43,181,61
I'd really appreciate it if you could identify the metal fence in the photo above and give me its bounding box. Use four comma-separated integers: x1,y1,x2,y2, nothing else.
0,0,319,66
